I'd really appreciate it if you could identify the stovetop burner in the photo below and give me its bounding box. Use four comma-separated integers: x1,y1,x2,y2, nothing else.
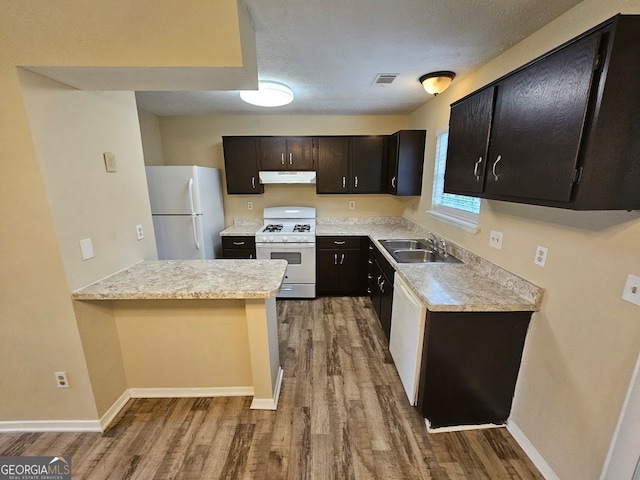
263,224,284,233
293,224,311,233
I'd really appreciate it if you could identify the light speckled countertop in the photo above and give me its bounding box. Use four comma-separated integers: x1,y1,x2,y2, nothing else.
221,216,543,312
72,259,288,300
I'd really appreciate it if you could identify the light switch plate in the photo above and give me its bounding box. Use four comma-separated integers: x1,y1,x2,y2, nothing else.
489,230,503,249
80,238,94,260
534,245,549,267
622,274,640,307
103,152,117,173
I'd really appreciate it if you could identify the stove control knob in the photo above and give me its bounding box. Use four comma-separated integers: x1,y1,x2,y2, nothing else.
269,236,274,242
282,236,288,242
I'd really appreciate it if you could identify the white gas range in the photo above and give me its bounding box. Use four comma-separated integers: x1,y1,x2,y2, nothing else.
255,206,316,298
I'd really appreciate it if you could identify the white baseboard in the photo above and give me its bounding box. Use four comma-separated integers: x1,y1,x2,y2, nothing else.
0,419,102,433
250,367,284,411
507,420,560,480
425,418,504,433
0,385,262,433
100,389,132,431
128,386,254,398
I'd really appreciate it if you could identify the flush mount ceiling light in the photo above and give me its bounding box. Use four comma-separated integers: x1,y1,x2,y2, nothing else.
240,81,294,107
419,71,456,96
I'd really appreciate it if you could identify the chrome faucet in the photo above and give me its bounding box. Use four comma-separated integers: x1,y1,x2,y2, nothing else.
439,238,448,257
426,231,439,251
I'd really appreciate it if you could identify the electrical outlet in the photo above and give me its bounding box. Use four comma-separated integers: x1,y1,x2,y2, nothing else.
489,230,503,249
247,202,253,211
349,201,356,210
136,224,144,240
55,371,70,389
534,245,548,267
622,274,640,307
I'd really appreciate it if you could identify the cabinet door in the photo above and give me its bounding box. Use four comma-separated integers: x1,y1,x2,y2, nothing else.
222,137,263,194
316,248,341,294
317,137,350,193
286,137,315,170
379,271,393,341
351,136,384,193
259,137,287,170
386,134,400,194
445,87,495,194
485,33,601,201
386,130,426,196
338,249,364,294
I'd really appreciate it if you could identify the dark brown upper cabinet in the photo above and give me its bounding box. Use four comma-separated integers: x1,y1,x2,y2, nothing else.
222,136,263,195
316,136,384,194
259,136,315,171
444,14,640,210
386,130,426,196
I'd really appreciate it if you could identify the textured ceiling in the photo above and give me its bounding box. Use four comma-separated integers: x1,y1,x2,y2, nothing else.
135,0,584,116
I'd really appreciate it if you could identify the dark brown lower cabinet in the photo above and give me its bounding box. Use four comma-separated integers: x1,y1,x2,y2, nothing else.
368,239,394,341
316,236,367,295
221,236,256,259
416,310,532,429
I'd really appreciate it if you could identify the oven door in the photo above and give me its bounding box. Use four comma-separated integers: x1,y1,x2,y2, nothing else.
256,242,316,298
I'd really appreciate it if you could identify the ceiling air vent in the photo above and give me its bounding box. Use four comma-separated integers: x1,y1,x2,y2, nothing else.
373,73,398,85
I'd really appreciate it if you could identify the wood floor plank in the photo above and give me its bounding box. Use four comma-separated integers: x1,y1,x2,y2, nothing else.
0,296,543,479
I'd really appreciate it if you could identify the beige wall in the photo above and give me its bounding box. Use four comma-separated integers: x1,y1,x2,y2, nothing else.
114,300,252,389
138,110,166,166
158,115,413,224
0,1,249,424
406,2,640,479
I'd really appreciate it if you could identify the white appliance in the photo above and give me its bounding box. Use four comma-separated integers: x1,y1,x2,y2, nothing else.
146,166,225,260
390,274,427,405
255,206,316,298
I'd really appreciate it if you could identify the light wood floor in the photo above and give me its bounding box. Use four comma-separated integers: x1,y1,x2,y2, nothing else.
0,297,543,479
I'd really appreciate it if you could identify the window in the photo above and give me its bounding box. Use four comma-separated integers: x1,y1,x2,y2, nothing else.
429,131,480,234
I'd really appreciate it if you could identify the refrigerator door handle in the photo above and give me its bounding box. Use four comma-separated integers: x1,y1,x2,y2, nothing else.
187,178,200,250
191,215,200,251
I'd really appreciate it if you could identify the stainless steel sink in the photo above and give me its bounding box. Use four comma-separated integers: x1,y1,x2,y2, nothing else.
378,239,430,251
378,239,462,264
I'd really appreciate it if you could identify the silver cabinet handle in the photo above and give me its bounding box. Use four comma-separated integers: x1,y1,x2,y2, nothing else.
340,253,345,265
281,153,285,165
377,274,383,287
333,240,346,245
289,152,293,165
368,258,373,265
473,157,483,180
354,176,359,188
233,241,245,246
249,253,254,259
379,279,385,293
492,155,502,181
334,253,338,265
391,176,396,188
251,176,256,188
342,176,346,188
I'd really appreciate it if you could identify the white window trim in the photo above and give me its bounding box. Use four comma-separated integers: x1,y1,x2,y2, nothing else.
428,129,480,235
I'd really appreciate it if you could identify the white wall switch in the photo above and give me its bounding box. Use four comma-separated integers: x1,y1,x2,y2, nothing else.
80,238,94,260
534,245,549,267
103,152,117,173
349,200,356,210
247,201,253,210
622,274,640,307
136,224,144,240
489,230,503,249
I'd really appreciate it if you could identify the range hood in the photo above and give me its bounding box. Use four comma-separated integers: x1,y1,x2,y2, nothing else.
259,171,316,184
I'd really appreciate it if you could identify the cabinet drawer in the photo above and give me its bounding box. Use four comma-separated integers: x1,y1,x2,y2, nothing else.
222,236,256,250
317,236,362,249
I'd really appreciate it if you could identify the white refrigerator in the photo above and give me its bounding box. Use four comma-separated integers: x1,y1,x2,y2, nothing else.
145,166,225,260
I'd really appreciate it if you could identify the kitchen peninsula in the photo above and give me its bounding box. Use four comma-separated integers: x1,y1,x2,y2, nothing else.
72,259,287,412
